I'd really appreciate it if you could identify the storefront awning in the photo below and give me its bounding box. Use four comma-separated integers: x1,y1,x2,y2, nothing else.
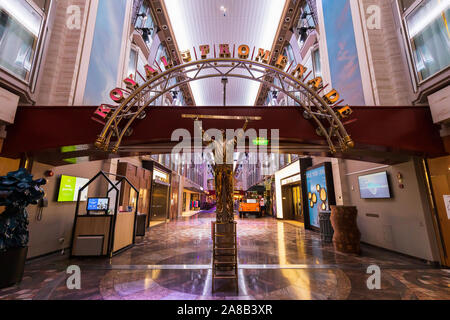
246,185,265,193
184,186,204,194
1,106,445,166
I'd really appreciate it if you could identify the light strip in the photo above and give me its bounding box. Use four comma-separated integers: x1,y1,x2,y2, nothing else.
408,0,450,38
164,0,286,106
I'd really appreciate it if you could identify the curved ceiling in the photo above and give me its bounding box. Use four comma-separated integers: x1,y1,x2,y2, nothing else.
164,0,287,106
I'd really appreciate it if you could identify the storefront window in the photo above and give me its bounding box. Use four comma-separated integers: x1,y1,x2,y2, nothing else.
155,43,169,74
283,44,296,64
128,48,138,79
303,55,313,82
0,0,43,82
404,0,450,81
312,48,321,78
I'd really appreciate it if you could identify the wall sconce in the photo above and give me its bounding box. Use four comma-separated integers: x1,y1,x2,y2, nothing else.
44,170,54,177
397,172,404,189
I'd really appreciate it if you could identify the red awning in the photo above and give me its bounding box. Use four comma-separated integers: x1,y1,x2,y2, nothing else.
0,106,445,166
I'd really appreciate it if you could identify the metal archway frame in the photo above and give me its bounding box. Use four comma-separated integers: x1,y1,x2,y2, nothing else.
94,58,354,153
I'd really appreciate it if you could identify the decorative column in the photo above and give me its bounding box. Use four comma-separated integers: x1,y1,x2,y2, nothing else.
214,164,234,223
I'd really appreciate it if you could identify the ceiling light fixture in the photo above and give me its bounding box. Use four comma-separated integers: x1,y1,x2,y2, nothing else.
164,0,286,106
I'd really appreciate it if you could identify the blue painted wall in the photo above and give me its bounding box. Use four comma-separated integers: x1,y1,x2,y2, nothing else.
322,0,365,105
83,0,128,105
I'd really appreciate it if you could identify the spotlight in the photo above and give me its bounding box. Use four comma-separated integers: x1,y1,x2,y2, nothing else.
220,6,227,17
272,91,278,99
136,27,153,43
301,11,313,20
298,26,316,43
171,90,179,100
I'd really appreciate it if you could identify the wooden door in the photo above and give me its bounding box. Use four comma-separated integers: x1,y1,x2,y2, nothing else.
428,156,450,266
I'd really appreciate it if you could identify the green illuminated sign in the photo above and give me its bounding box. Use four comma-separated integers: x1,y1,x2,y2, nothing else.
252,138,269,146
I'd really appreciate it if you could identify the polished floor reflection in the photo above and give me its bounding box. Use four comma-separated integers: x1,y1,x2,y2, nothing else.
0,209,449,300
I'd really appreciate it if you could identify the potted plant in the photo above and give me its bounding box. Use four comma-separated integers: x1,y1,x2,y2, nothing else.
0,168,46,289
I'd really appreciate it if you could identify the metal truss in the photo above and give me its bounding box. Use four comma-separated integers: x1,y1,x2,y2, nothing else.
94,58,354,153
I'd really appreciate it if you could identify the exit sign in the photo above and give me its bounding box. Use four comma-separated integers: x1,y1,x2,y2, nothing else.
253,138,269,146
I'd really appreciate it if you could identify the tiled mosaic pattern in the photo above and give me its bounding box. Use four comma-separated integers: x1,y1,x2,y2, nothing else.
0,210,449,300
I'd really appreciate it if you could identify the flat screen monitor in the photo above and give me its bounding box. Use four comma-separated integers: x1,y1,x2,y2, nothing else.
87,198,110,212
358,171,391,199
57,175,89,202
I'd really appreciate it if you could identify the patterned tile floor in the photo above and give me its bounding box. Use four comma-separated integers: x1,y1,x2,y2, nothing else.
0,209,449,300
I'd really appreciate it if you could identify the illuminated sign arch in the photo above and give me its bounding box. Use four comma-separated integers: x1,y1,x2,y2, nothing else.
93,49,355,154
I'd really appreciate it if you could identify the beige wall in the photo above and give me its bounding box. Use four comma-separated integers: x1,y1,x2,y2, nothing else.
307,156,440,261
35,0,90,105
317,0,415,106
351,0,414,105
28,160,105,258
340,158,440,261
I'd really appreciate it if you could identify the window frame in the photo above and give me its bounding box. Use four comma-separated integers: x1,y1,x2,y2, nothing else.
0,0,47,88
311,45,321,79
134,0,157,48
397,0,450,90
296,2,316,49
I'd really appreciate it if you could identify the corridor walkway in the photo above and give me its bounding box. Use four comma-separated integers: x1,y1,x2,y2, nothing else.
0,210,449,300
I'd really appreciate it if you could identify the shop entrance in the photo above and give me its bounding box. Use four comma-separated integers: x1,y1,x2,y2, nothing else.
291,185,303,222
281,183,304,222
150,183,169,221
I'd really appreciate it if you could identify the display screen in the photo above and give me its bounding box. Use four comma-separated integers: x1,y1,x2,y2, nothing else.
87,198,109,211
306,166,329,228
57,175,89,202
358,172,391,199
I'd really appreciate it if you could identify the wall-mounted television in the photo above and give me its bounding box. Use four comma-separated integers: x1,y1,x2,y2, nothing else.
358,171,391,199
57,175,89,202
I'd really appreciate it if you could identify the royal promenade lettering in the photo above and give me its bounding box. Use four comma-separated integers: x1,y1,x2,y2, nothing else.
92,43,353,127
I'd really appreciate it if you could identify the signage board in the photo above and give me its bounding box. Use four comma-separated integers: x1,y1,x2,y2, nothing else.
282,174,301,185
305,164,335,229
57,175,89,202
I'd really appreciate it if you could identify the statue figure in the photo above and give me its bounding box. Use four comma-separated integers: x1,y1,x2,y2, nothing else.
203,122,248,223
